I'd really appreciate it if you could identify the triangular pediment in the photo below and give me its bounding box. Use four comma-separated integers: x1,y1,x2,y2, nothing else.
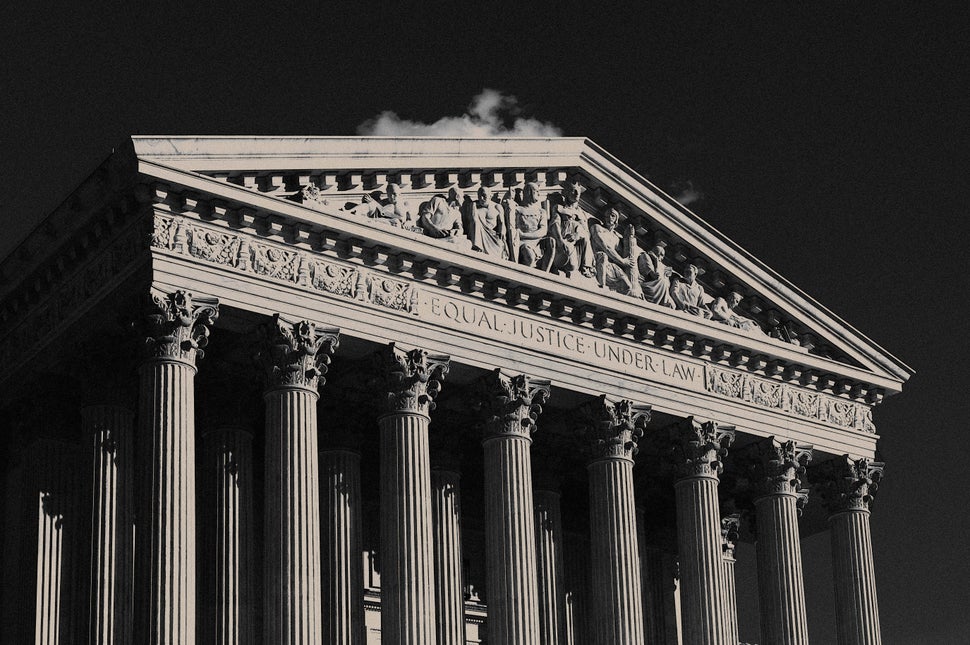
129,136,911,398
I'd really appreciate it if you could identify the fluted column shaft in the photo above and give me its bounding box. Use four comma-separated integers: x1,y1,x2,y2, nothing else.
638,509,677,645
830,509,881,644
32,440,79,645
139,359,198,644
483,431,540,644
380,411,436,643
756,493,809,644
675,474,725,645
588,458,644,644
534,488,566,645
722,549,738,645
320,449,364,645
201,427,255,645
85,405,134,645
264,387,323,643
431,468,464,645
563,531,590,645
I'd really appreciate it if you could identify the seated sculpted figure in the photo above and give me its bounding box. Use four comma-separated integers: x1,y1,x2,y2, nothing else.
418,188,464,239
637,241,675,308
466,186,508,258
589,205,633,294
671,263,712,318
539,180,593,278
504,182,548,266
347,183,407,227
710,290,764,334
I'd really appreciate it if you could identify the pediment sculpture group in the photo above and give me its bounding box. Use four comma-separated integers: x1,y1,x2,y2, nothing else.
325,180,765,336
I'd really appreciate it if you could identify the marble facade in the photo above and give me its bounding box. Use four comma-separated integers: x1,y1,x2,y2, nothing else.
0,137,911,644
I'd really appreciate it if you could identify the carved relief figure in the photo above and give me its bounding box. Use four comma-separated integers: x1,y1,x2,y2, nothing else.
588,205,633,294
540,180,594,277
418,188,464,239
466,187,508,258
504,182,548,266
637,241,675,308
671,263,711,317
346,183,408,227
710,291,764,334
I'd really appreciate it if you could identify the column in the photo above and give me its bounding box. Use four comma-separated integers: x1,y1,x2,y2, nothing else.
137,289,218,644
85,404,135,645
319,445,364,645
374,344,449,644
637,508,679,645
583,397,649,645
811,456,885,645
430,454,464,645
533,452,566,645
563,531,589,645
200,427,255,645
30,438,80,645
721,513,741,645
667,417,734,645
741,438,812,645
478,370,550,645
256,314,339,644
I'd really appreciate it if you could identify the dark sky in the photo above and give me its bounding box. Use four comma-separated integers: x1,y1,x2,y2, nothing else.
2,3,967,642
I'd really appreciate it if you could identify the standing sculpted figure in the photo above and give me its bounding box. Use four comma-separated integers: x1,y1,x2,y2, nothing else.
418,187,464,239
347,183,408,227
710,290,764,334
671,263,712,317
540,180,593,277
504,182,548,266
589,205,633,294
637,241,675,308
466,186,508,258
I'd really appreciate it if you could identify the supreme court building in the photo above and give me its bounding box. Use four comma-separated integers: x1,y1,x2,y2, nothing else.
0,136,911,645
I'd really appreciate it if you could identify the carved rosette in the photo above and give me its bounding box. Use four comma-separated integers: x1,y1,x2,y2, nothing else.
739,437,814,499
811,456,885,514
666,417,735,479
721,513,742,560
255,314,340,392
372,343,450,417
140,289,219,364
581,395,651,463
478,370,551,440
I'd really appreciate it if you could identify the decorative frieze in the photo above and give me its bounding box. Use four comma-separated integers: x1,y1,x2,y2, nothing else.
144,212,881,433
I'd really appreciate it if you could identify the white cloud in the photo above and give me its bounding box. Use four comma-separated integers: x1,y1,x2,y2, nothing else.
674,181,704,206
357,89,562,137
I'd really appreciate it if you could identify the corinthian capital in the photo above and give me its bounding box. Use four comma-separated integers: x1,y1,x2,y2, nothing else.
737,437,813,498
477,370,550,440
255,314,340,391
581,395,650,462
721,513,742,560
372,343,449,416
665,417,735,480
140,289,219,363
810,456,884,514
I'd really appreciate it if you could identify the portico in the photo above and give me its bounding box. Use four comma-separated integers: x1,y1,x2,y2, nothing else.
0,136,910,644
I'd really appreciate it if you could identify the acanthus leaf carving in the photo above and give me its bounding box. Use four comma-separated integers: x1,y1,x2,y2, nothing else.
810,456,884,514
664,417,735,479
140,289,219,363
736,437,813,498
477,369,551,440
372,343,449,416
254,314,340,391
581,395,651,462
721,513,742,559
